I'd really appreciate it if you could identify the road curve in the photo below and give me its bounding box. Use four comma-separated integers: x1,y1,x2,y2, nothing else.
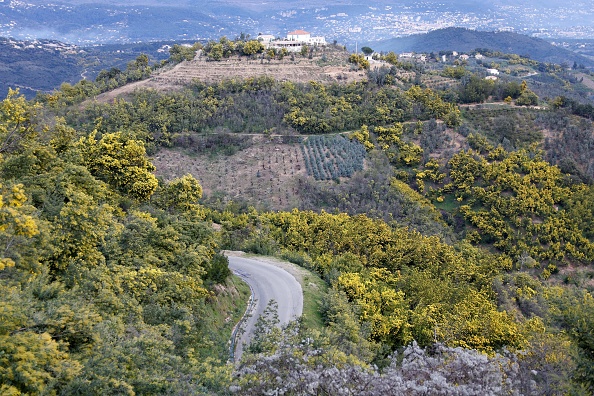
228,255,303,361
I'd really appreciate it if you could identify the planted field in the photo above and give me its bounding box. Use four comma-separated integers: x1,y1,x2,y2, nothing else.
301,135,365,181
422,75,459,90
152,135,308,211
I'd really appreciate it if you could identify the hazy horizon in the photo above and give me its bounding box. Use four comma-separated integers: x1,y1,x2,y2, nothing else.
1,0,593,44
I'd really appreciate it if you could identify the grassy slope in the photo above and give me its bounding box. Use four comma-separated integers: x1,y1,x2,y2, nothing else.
203,275,251,360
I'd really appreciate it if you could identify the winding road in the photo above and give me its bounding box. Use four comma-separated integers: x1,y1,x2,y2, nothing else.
228,255,303,361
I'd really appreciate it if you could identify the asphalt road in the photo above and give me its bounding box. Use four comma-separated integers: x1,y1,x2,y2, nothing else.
228,256,303,361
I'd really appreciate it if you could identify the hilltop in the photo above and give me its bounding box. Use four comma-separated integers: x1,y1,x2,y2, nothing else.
94,45,365,101
371,28,594,68
0,39,361,100
3,29,594,100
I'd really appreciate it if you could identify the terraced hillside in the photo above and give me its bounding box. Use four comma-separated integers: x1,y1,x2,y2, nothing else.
96,47,366,101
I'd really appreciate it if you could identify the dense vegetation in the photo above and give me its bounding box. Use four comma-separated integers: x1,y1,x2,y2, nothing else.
0,89,242,394
220,207,593,394
2,39,594,395
43,76,461,156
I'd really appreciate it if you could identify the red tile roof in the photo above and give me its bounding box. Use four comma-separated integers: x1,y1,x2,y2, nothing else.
287,30,310,35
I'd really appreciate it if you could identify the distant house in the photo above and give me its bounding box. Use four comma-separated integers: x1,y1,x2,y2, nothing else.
400,52,414,58
485,75,498,81
257,34,276,44
475,53,484,60
157,44,172,53
487,68,500,75
271,40,304,52
287,29,311,41
363,53,381,62
459,54,470,61
286,29,326,45
258,29,328,52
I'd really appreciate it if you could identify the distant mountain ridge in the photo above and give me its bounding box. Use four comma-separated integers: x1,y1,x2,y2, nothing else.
0,38,82,98
0,38,174,98
371,28,594,68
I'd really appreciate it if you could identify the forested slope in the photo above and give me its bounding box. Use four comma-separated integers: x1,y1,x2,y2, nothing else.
2,36,594,394
0,90,244,394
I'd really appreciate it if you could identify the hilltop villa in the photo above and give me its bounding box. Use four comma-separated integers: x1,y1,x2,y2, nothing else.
287,29,310,41
257,30,326,52
286,29,326,45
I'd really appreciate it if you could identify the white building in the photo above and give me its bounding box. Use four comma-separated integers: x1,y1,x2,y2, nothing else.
270,40,304,52
258,30,328,52
286,30,326,45
257,34,276,44
287,29,311,41
487,68,500,75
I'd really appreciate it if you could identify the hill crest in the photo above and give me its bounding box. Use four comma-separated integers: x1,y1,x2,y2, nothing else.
93,47,365,101
371,28,594,68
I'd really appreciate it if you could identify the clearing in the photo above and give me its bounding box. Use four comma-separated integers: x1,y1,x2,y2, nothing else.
152,135,308,210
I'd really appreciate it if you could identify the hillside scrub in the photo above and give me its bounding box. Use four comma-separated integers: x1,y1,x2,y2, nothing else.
220,206,592,393
0,92,242,394
238,209,524,352
4,44,594,393
58,77,462,148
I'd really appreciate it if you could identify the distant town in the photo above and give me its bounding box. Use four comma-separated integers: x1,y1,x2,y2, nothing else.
307,4,594,43
1,1,594,45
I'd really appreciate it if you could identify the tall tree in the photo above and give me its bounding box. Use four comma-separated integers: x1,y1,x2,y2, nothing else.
77,132,158,201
